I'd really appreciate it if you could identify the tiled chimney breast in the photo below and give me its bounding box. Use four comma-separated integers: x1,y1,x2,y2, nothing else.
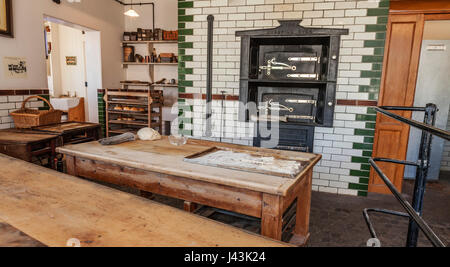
177,0,390,197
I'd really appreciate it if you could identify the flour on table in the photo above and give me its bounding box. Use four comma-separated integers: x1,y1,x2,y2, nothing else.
186,150,303,177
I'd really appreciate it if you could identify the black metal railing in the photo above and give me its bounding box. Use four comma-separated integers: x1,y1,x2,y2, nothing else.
364,104,449,247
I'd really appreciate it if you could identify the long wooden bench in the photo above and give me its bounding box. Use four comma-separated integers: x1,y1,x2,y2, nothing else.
0,155,290,247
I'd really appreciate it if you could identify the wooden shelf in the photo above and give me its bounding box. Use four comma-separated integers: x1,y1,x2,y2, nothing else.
122,62,178,66
109,120,149,127
108,110,161,117
122,40,178,45
107,91,149,97
119,82,178,88
120,82,151,86
119,39,177,137
108,101,148,106
108,110,147,115
108,129,139,135
105,88,163,137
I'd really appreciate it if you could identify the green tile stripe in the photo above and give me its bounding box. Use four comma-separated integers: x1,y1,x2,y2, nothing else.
351,0,390,196
38,94,50,111
178,1,193,9
179,117,193,124
179,15,194,22
356,114,377,122
97,92,106,138
360,0,389,97
349,183,369,191
178,0,194,135
358,191,368,197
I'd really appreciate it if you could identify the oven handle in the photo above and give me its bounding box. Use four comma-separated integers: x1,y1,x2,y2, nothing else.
288,56,321,63
285,99,318,106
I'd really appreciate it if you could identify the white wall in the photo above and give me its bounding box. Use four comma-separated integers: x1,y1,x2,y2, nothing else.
124,0,178,32
0,0,125,90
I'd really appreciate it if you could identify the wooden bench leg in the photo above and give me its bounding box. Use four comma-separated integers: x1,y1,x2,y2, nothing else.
290,169,313,246
261,194,283,241
184,201,198,213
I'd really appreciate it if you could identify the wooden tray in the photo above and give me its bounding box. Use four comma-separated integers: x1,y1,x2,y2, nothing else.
184,146,308,179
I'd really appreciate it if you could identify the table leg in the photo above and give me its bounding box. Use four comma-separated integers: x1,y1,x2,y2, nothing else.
26,144,33,163
50,139,56,170
184,201,198,213
261,194,283,241
65,155,77,176
290,169,313,246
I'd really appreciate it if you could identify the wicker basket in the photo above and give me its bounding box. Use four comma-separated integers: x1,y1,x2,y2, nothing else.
11,96,63,128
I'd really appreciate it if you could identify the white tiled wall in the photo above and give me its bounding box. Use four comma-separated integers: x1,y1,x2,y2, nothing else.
0,96,45,129
180,0,386,196
184,0,379,95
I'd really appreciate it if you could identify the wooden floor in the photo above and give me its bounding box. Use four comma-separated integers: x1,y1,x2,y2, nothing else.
0,219,45,247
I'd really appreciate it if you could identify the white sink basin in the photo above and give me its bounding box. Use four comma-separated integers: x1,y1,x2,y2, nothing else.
50,97,81,111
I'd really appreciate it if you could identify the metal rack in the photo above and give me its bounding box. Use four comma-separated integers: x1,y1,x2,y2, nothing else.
364,104,449,247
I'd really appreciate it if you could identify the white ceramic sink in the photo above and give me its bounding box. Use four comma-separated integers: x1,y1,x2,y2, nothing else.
50,97,81,111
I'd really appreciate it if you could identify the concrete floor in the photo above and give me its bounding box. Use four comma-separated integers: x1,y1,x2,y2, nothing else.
307,172,450,247
1,172,449,247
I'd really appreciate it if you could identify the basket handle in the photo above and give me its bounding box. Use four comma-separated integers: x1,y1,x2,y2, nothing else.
21,96,54,110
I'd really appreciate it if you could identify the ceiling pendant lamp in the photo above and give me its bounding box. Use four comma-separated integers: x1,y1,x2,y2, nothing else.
124,1,140,17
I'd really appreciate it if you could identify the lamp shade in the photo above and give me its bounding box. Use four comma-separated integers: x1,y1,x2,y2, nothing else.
124,8,140,17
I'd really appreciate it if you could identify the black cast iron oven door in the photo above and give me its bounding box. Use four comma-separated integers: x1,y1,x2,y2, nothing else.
258,46,326,81
260,93,317,123
254,122,315,153
257,86,325,125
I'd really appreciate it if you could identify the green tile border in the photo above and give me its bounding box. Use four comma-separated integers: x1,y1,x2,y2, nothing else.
38,94,50,111
97,92,106,138
178,0,194,136
350,0,390,196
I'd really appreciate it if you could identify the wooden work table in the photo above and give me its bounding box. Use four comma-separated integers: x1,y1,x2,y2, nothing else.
57,138,321,245
0,155,289,247
0,129,58,169
32,122,101,146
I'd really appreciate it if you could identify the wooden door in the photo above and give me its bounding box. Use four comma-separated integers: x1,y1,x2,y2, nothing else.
369,14,425,194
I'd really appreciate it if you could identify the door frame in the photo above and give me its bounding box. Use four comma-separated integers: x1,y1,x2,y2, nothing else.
369,2,450,194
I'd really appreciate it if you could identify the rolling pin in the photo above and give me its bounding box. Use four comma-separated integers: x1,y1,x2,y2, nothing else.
99,133,136,146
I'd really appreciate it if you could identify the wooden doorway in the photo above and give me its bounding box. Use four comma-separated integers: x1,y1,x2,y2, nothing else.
369,1,450,194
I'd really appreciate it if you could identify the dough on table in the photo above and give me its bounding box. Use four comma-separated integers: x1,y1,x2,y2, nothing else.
137,128,162,141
